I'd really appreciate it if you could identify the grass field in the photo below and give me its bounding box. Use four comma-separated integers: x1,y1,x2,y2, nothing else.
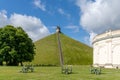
0,65,120,80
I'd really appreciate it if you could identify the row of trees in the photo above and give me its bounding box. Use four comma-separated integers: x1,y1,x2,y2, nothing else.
0,25,35,66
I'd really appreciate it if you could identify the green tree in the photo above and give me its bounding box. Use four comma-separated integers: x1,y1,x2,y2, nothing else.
0,25,35,66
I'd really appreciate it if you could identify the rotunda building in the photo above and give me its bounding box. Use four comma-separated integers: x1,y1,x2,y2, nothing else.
93,30,120,68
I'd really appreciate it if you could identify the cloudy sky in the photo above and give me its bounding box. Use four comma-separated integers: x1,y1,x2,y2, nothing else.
0,0,120,46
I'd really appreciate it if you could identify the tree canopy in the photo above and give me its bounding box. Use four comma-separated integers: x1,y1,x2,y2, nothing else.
0,25,35,66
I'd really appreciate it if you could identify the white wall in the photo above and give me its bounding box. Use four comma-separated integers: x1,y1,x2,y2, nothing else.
93,30,120,68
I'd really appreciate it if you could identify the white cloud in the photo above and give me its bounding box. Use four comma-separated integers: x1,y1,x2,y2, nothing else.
76,0,120,44
58,8,65,15
66,25,79,33
0,10,50,41
89,32,97,44
84,36,90,46
58,8,70,18
33,0,46,11
0,10,8,27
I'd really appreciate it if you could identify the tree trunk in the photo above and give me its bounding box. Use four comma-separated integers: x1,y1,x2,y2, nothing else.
20,61,23,66
0,61,3,65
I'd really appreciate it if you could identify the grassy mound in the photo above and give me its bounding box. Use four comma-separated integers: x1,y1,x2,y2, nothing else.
32,33,93,66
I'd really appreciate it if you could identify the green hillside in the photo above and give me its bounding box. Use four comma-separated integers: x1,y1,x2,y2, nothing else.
32,33,93,66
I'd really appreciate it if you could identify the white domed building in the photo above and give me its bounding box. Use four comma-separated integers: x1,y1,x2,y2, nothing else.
93,30,120,68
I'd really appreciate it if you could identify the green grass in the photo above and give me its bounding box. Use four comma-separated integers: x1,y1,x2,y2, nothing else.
33,33,93,65
0,65,120,80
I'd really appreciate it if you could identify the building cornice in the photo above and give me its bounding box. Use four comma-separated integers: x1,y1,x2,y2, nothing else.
92,30,120,44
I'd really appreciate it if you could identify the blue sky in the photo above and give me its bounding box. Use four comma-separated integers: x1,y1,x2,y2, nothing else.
0,0,120,46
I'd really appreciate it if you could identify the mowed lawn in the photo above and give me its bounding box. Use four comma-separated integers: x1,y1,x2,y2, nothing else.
0,65,120,80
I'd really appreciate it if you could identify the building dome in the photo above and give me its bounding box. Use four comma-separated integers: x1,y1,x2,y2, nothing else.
93,30,120,68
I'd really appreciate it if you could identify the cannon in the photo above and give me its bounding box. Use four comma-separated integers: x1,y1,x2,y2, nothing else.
62,65,72,74
20,65,34,73
90,66,101,75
